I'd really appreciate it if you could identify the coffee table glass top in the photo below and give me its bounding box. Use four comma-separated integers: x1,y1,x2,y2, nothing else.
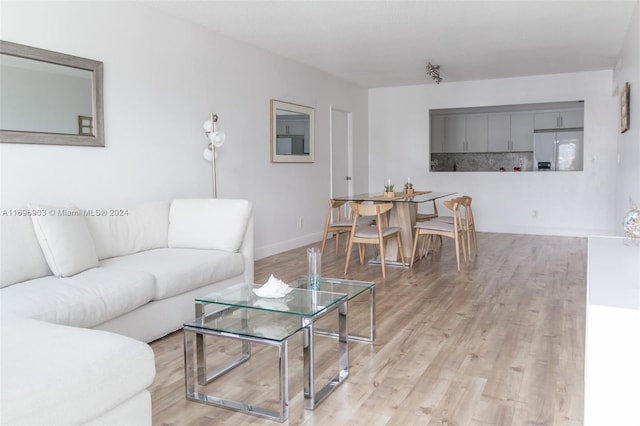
196,286,347,317
293,276,374,300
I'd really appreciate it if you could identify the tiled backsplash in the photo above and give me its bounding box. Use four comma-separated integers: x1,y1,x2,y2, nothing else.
431,151,534,172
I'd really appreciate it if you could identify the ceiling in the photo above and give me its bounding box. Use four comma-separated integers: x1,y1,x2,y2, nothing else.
144,0,638,88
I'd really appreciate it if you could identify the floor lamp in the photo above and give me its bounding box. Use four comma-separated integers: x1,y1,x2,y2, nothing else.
203,113,226,198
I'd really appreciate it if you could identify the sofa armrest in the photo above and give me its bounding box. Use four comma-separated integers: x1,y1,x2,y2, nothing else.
239,216,254,286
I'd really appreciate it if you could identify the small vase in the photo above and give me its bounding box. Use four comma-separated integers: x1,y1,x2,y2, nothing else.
307,247,321,290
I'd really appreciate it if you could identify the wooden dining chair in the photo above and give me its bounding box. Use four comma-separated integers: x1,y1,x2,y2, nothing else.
416,199,439,222
410,198,467,271
434,195,478,255
459,196,478,255
344,202,405,279
320,199,353,256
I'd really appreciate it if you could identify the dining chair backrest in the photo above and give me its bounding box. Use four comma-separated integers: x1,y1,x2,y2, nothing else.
321,198,353,256
328,198,349,221
345,202,404,279
442,199,463,228
458,195,478,254
434,196,464,222
416,199,439,222
458,196,473,223
410,197,467,271
350,201,393,220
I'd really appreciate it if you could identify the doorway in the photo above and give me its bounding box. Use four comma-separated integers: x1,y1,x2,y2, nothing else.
330,106,353,199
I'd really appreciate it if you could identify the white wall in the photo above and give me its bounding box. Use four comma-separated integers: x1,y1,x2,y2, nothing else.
614,1,640,234
0,1,369,259
369,70,619,237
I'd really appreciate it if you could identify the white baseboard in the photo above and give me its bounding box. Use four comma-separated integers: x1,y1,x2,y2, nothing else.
255,231,324,260
479,224,614,238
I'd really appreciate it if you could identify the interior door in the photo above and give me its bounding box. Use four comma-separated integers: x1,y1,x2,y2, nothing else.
331,108,351,198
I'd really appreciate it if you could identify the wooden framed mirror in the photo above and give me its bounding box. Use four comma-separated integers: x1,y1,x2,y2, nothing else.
0,40,104,147
270,99,314,163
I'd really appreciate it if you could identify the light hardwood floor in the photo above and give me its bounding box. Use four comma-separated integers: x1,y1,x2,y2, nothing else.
150,232,586,425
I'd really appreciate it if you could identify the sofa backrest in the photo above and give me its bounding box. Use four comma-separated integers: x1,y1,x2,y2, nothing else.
85,201,170,260
168,198,253,252
1,214,52,288
1,199,251,287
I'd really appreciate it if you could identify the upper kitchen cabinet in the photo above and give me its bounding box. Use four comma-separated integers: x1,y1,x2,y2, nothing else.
444,116,466,152
443,115,487,153
465,115,488,152
487,114,510,152
487,113,534,152
510,113,535,151
276,118,306,135
430,116,445,153
534,109,584,130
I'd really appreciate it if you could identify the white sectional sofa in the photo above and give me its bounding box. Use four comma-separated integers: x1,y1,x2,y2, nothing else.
0,198,254,425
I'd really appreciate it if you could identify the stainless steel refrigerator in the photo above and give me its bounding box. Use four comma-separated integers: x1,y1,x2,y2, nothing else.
533,130,583,171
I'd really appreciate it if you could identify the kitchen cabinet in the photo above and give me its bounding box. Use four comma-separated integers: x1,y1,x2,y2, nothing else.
487,114,510,152
430,116,445,153
510,113,534,151
465,115,488,152
443,115,487,153
534,112,560,130
487,113,533,152
444,116,466,152
560,109,584,128
534,109,584,130
276,119,306,135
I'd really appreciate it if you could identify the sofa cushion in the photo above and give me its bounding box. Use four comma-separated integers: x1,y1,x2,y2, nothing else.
86,201,170,260
0,267,155,328
99,247,244,300
168,198,252,252
29,203,99,277
0,214,52,288
1,317,155,425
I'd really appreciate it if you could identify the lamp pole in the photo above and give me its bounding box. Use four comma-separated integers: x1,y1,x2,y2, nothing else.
204,112,225,199
210,112,218,198
212,144,217,199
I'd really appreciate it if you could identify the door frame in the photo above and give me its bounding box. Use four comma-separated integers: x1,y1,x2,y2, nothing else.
329,105,353,198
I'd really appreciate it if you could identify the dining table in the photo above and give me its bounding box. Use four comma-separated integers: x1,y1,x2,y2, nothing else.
333,191,456,264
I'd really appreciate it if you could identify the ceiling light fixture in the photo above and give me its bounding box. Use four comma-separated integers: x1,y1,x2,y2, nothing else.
426,62,442,84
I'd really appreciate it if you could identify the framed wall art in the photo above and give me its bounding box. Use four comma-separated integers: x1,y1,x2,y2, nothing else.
621,82,630,133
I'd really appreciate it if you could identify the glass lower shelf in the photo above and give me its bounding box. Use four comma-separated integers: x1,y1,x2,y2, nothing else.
186,308,303,342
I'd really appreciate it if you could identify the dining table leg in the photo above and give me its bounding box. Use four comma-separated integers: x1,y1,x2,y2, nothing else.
385,202,417,263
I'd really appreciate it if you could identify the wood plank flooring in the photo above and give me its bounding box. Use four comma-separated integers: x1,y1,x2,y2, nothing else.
149,232,586,425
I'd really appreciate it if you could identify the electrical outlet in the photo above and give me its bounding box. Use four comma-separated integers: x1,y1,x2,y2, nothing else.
532,210,538,218
298,217,303,229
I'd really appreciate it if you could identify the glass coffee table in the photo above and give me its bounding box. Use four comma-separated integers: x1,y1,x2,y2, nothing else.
292,276,376,342
184,283,349,421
